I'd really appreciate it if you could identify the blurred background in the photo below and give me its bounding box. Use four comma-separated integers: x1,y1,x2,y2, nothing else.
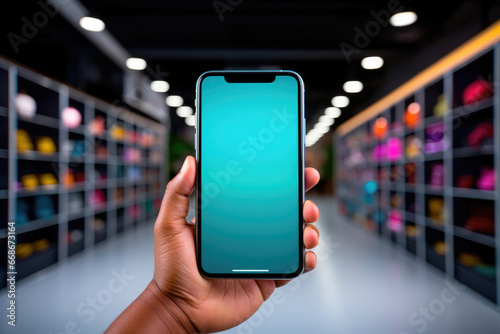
0,0,500,333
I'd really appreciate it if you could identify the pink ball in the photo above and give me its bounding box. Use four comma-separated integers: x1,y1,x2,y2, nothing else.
62,107,82,129
15,93,37,119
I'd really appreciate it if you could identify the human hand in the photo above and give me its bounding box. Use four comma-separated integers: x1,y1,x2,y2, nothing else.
152,156,320,333
106,155,320,334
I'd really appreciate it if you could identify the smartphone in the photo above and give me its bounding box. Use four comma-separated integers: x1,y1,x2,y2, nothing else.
195,70,305,279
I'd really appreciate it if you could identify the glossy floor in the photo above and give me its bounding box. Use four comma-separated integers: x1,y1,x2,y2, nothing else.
1,197,499,333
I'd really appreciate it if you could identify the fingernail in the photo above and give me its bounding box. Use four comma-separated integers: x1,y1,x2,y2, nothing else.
180,157,189,173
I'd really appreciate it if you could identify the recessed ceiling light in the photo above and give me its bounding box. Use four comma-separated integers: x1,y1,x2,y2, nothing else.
319,115,334,126
331,96,349,108
361,56,384,70
325,107,341,118
343,81,364,93
176,106,193,118
79,17,105,32
390,11,418,27
166,95,184,107
126,57,147,70
185,115,195,126
314,123,330,134
150,80,170,93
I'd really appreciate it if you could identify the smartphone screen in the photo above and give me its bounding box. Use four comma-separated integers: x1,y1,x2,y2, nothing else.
196,71,304,278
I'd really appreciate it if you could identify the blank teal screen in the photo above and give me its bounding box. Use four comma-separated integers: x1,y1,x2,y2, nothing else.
199,75,300,274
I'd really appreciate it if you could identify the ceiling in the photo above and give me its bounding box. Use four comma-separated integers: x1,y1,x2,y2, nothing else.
2,0,500,137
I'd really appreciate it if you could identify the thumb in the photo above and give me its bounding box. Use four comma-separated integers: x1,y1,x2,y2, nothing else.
155,156,196,232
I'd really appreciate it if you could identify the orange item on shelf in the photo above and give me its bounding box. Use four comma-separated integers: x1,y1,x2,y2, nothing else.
33,238,50,252
62,170,75,189
433,241,447,256
16,243,35,261
404,102,421,128
110,124,125,141
405,225,420,238
459,253,481,267
428,198,445,223
372,117,387,139
88,116,106,136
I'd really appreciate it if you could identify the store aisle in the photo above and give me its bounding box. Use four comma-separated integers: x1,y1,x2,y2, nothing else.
1,197,500,334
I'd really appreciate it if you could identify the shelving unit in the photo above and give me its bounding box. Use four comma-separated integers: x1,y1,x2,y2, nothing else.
336,22,500,307
0,57,167,288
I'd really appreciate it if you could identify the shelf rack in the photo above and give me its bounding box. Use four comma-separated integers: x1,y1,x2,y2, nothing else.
335,21,500,307
0,57,167,287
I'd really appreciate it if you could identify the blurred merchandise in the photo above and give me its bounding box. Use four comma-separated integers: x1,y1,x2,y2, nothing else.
372,117,387,139
468,121,494,148
68,193,84,211
127,166,141,181
33,238,50,252
127,130,138,144
405,136,422,159
390,193,403,208
16,243,35,261
372,143,386,162
36,136,57,155
459,252,482,267
140,129,154,147
34,195,55,220
61,107,82,129
62,170,75,189
433,241,447,256
456,174,475,188
16,199,30,225
39,173,58,189
428,198,445,223
92,218,106,232
404,102,421,129
15,92,36,119
65,229,84,245
123,147,141,163
477,167,495,191
433,93,448,117
88,116,106,136
405,225,421,237
465,203,494,234
387,137,402,161
89,189,106,209
425,122,448,153
95,143,108,159
128,204,142,219
17,129,34,152
429,163,444,188
462,80,493,105
110,124,125,141
21,174,38,190
387,209,402,232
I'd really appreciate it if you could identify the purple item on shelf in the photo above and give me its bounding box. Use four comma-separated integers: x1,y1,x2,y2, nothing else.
372,143,387,162
425,122,449,153
430,164,444,187
387,137,402,162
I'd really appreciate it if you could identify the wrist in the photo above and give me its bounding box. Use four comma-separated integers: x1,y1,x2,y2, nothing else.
140,280,198,334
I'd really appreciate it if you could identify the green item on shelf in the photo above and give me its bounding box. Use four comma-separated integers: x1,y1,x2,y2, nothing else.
474,264,496,279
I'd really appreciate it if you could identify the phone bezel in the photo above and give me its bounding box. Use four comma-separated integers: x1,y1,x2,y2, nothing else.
195,70,305,279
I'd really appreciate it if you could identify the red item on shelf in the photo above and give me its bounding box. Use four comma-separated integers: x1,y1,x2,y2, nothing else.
467,121,494,148
462,80,493,105
456,174,475,188
465,203,495,234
